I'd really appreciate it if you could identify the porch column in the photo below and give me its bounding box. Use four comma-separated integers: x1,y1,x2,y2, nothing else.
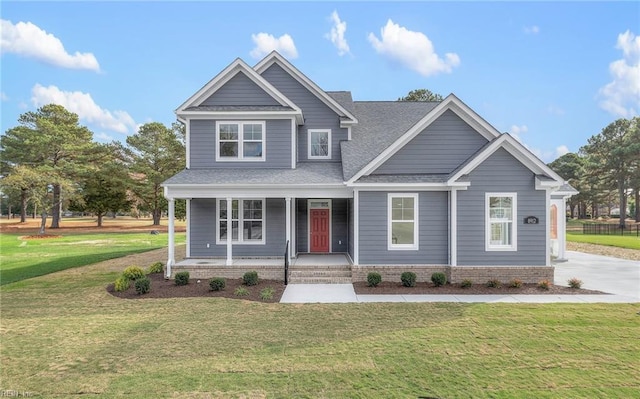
166,198,175,278
450,189,458,266
226,197,232,266
558,196,568,260
285,197,292,261
353,189,359,265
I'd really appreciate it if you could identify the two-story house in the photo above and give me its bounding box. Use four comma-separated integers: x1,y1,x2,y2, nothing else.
162,51,575,284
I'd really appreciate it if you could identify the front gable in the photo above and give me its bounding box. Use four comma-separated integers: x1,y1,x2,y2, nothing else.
200,71,281,107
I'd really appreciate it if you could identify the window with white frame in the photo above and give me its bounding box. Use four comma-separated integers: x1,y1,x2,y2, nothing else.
486,193,517,251
308,129,331,159
388,193,419,250
217,199,264,244
216,121,265,161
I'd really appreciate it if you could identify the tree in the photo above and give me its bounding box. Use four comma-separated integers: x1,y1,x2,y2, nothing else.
398,89,444,102
581,117,640,227
548,152,585,218
0,104,95,228
126,122,185,225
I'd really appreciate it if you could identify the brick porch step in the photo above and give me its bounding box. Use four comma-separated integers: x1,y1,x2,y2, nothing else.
288,266,352,284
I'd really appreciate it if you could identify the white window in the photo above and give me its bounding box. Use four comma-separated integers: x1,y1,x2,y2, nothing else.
388,193,419,250
308,129,331,159
217,199,265,244
216,121,265,161
486,193,517,251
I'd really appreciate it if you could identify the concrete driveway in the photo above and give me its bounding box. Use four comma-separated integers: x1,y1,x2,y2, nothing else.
554,251,639,299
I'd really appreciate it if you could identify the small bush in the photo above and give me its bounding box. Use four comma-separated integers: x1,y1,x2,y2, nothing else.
367,272,382,287
509,279,523,288
135,276,151,295
114,275,130,292
147,261,163,274
401,272,417,287
260,287,275,301
568,278,583,289
486,279,502,288
175,271,190,286
123,266,145,280
460,279,473,288
234,286,249,296
431,272,447,287
242,271,259,286
537,279,551,290
209,277,226,291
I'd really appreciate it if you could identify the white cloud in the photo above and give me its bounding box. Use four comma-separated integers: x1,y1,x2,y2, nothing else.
250,33,298,59
546,105,565,116
0,91,8,101
368,19,460,77
598,30,640,117
508,124,528,141
94,132,115,142
1,19,100,72
555,145,569,158
508,124,568,162
31,84,137,134
523,25,540,35
326,10,350,56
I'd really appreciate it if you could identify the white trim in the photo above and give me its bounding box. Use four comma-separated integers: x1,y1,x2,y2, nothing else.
185,119,190,169
285,197,292,261
185,199,191,258
253,51,358,124
347,126,352,141
307,129,332,160
215,198,266,245
165,185,351,200
179,110,303,124
485,192,518,252
290,118,296,169
450,189,458,266
545,189,552,266
291,198,297,257
387,193,419,251
215,121,266,162
348,94,500,183
353,190,359,265
349,183,469,190
166,198,175,278
225,197,232,265
307,199,332,253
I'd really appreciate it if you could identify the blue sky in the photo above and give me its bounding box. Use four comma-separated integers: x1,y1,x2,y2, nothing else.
1,1,638,162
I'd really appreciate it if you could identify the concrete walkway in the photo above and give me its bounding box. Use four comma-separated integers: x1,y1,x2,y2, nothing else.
280,251,639,304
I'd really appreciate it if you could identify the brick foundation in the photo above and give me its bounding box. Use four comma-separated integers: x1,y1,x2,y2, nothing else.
171,264,285,281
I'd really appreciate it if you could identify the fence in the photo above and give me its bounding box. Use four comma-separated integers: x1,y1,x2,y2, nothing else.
582,223,639,236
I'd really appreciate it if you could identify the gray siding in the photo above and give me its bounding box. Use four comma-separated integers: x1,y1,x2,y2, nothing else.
457,148,547,266
296,199,308,253
189,198,285,257
201,72,280,106
189,119,291,168
260,64,347,163
348,198,354,260
295,198,349,253
358,191,449,264
373,110,489,175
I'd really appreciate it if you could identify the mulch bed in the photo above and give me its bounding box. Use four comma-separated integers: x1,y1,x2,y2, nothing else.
107,273,285,303
353,281,606,295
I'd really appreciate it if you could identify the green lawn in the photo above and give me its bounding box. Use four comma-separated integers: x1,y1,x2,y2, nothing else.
0,232,185,285
1,257,638,398
567,231,640,250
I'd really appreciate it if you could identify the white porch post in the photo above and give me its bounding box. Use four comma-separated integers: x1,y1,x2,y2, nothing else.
558,196,568,260
450,189,458,266
285,197,292,261
353,189,359,265
166,198,175,278
226,197,232,266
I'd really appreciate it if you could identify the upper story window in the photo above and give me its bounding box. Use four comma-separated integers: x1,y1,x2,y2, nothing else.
216,121,265,161
486,193,517,251
308,129,331,159
388,193,419,250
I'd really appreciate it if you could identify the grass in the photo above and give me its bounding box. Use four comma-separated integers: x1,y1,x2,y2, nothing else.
567,231,640,250
1,258,639,398
0,232,185,285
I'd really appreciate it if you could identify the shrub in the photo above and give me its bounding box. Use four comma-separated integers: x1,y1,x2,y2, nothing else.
568,278,583,289
367,272,382,287
260,287,275,301
175,271,190,286
537,279,551,290
114,275,130,292
234,286,249,296
509,279,523,288
147,261,163,274
486,279,502,288
242,271,259,286
401,272,417,287
431,272,447,287
135,276,151,295
209,277,226,291
460,279,473,288
123,266,145,280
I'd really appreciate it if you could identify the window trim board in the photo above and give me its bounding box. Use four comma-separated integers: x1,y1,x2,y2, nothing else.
215,121,266,162
485,192,518,251
387,193,419,251
215,198,266,245
307,129,332,160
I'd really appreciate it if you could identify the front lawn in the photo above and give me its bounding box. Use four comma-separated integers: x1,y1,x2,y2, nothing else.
567,231,640,250
1,256,638,398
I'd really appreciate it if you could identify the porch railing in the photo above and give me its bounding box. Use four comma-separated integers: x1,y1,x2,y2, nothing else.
284,240,289,285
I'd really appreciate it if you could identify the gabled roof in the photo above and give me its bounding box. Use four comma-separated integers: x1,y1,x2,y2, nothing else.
254,51,358,126
175,57,303,123
344,94,501,182
447,133,565,187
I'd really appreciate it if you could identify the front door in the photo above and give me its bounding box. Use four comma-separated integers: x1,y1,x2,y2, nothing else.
310,208,330,252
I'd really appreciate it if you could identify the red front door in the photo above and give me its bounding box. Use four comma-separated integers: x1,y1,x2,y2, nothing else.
310,209,330,252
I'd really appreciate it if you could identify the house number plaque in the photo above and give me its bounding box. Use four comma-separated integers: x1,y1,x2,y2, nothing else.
523,216,539,224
